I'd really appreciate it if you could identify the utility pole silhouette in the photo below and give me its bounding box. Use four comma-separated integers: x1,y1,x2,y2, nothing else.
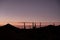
39,22,41,28
32,22,36,29
53,22,55,26
24,22,26,29
35,22,36,28
32,22,34,27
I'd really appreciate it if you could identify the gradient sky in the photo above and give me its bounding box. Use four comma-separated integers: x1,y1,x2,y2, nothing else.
0,0,60,24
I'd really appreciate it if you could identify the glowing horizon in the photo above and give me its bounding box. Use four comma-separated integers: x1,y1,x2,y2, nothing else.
0,22,60,26
0,0,60,25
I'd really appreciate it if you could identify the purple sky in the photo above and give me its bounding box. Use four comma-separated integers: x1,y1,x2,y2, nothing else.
0,0,60,23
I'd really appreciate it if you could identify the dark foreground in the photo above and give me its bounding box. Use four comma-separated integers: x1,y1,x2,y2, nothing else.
0,24,60,40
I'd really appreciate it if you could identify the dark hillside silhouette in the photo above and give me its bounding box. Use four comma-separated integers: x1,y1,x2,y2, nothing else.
0,24,60,40
0,24,20,32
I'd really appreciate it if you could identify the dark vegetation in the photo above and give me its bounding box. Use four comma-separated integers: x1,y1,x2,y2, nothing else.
0,24,60,40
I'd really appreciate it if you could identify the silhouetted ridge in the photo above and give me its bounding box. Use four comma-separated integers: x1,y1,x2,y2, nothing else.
3,23,15,27
2,23,18,28
0,24,20,32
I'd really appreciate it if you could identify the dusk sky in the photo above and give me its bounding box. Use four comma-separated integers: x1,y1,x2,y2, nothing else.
0,0,60,24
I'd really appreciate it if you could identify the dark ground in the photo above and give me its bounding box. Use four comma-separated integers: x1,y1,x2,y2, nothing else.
0,24,60,40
